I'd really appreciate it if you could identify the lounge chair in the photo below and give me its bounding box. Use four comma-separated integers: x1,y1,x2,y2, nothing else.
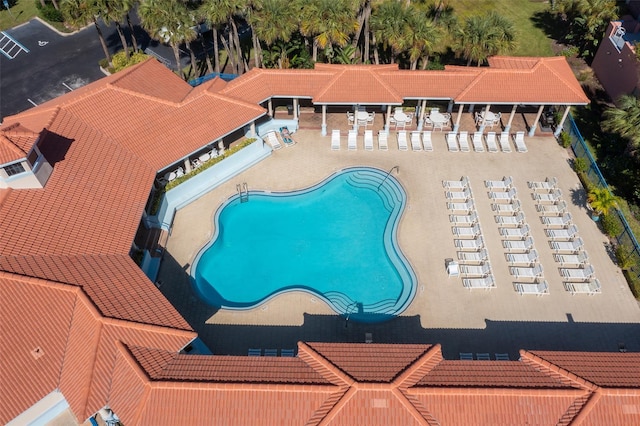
499,132,511,152
503,236,535,252
457,248,489,262
533,189,563,203
442,176,469,189
500,224,530,239
536,200,567,215
495,353,510,360
410,131,422,151
472,132,484,152
545,224,579,240
514,280,549,296
364,130,374,151
331,130,341,150
445,188,472,201
452,223,482,238
476,353,491,360
348,130,357,151
485,176,513,189
447,200,475,212
564,279,601,295
378,131,389,150
509,264,544,278
560,264,595,281
459,262,491,277
462,275,495,290
281,349,295,357
528,177,558,191
541,212,572,227
397,131,408,151
492,200,521,214
264,348,278,356
449,212,478,225
513,131,527,152
554,251,589,266
264,131,283,150
458,131,470,152
506,249,538,265
248,348,261,356
495,212,525,226
486,132,498,152
460,352,474,360
488,188,517,201
446,132,458,152
549,237,584,253
455,236,484,250
422,131,433,151
280,126,296,146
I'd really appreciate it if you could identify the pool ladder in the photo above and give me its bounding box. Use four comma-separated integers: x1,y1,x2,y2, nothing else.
237,182,249,203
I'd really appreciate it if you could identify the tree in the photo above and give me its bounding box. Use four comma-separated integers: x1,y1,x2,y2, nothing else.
249,0,298,68
350,0,372,63
602,95,640,156
587,186,619,216
201,0,246,74
405,9,439,70
453,12,516,66
299,0,358,62
97,0,130,59
370,0,409,64
61,0,112,66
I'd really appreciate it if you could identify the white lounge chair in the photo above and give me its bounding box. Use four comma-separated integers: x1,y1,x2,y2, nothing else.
550,237,584,253
455,236,484,250
536,200,567,215
331,130,340,150
514,280,549,296
452,223,482,238
499,132,511,152
397,131,408,151
411,131,422,151
510,264,544,278
495,212,526,226
447,200,475,212
472,132,484,152
443,176,469,189
422,131,433,151
513,131,527,152
486,132,498,152
446,188,472,200
528,177,558,191
500,224,530,239
378,130,389,150
564,279,601,295
503,236,535,252
560,264,595,280
364,130,374,151
459,262,491,277
449,212,478,225
554,251,589,266
458,131,470,152
446,132,458,152
462,275,496,290
506,249,538,265
457,248,489,262
546,224,579,240
492,200,521,214
533,189,563,203
485,176,513,189
265,131,283,150
348,130,357,151
488,188,517,201
541,212,572,227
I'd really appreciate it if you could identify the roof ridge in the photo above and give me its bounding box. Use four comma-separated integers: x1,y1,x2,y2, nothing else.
556,390,597,426
310,67,344,102
519,350,599,391
538,57,590,103
390,387,431,426
453,68,490,100
304,390,350,426
400,393,441,426
0,132,27,159
298,342,354,386
108,84,184,107
394,344,442,389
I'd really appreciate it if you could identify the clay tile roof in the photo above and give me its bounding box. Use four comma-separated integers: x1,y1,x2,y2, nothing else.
528,350,640,388
306,342,433,382
416,360,578,388
313,64,403,104
109,59,192,103
128,345,333,384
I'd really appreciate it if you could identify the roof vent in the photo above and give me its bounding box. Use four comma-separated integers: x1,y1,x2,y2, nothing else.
31,347,44,360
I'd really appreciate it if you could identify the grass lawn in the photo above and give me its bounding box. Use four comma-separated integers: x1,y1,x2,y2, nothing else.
445,0,554,57
0,0,38,31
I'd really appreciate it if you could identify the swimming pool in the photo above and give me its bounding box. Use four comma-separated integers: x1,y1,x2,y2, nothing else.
191,166,417,322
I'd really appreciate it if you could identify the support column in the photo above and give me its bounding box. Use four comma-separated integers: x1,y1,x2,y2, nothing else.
293,98,299,120
321,105,327,136
250,121,256,137
529,105,544,137
267,99,273,117
453,104,464,133
183,158,191,174
417,99,427,131
468,104,475,113
554,106,571,136
385,105,392,132
505,104,518,133
447,100,454,113
478,103,491,133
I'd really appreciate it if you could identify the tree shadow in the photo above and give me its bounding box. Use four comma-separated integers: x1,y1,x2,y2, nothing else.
530,10,567,43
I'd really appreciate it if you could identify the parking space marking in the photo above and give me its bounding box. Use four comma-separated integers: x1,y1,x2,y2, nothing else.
0,31,30,59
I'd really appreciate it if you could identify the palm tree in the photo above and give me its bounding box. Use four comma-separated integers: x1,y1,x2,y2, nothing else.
453,12,516,66
405,9,439,70
553,0,617,58
588,187,618,216
61,0,112,66
350,0,372,63
249,0,298,68
299,0,358,62
370,0,409,64
97,0,130,59
602,95,640,155
201,0,246,74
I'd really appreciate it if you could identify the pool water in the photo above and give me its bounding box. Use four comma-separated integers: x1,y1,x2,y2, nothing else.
192,167,416,322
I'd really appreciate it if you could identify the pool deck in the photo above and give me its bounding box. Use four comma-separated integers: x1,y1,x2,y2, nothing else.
158,129,640,358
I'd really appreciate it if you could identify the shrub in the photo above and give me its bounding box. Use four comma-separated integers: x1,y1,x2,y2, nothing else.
573,157,588,174
35,0,64,22
559,131,571,148
601,212,622,238
111,51,150,72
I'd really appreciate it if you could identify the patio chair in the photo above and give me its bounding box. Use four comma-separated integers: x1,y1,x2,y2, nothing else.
537,200,567,215
472,132,484,152
509,264,544,278
347,111,355,124
423,116,434,130
454,236,485,250
495,212,525,226
411,131,422,151
447,199,475,212
528,177,558,191
514,279,549,296
488,188,517,202
485,176,513,189
564,279,601,295
541,212,572,227
331,129,341,150
492,200,521,214
506,249,538,265
460,352,474,360
500,224,530,239
499,132,512,152
378,130,389,150
533,189,563,203
452,223,482,238
554,251,589,266
457,248,489,262
397,131,408,151
446,132,458,151
422,131,433,151
513,131,527,152
458,131,470,152
486,132,498,152
503,236,535,252
264,131,283,150
549,237,584,253
462,275,495,290
280,126,296,146
495,353,511,360
445,188,472,201
449,211,478,225
348,130,357,151
560,264,595,281
442,176,469,189
545,224,579,240
459,262,491,277
364,130,374,151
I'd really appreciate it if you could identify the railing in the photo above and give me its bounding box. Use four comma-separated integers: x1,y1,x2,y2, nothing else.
564,114,640,281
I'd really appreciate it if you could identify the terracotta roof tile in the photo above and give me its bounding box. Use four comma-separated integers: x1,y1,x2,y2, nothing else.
109,59,192,103
313,64,403,104
578,394,640,425
326,389,425,426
